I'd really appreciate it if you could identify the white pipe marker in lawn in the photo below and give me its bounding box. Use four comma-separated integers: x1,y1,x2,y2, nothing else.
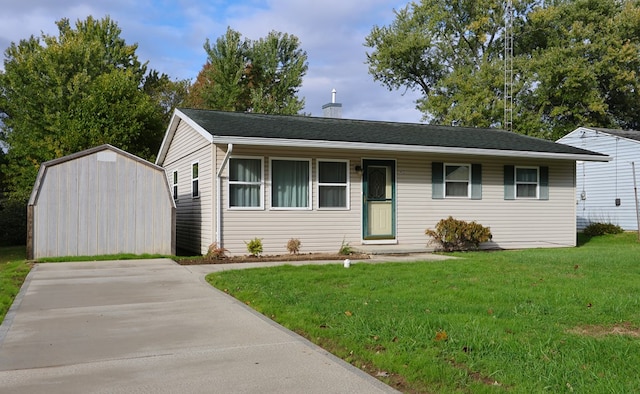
343,259,350,268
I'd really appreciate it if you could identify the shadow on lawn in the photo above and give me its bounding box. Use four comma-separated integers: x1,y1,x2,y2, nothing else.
576,232,593,247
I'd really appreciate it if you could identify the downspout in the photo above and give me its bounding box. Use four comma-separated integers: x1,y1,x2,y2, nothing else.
216,144,233,247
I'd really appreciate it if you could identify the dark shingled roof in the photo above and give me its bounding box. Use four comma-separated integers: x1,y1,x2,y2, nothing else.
178,108,607,158
589,127,640,142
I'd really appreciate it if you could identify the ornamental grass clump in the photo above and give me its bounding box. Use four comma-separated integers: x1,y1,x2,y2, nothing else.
425,216,492,252
286,238,301,254
206,243,228,260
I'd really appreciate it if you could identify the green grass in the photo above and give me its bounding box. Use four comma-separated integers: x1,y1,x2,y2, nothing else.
207,233,640,393
0,246,31,324
38,252,172,262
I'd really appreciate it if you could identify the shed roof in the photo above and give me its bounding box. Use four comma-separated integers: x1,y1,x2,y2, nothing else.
29,144,166,206
157,108,610,164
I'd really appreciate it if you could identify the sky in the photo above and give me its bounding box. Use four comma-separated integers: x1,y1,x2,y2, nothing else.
0,0,424,123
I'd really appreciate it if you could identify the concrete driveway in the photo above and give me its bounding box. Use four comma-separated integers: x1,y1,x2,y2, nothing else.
0,259,399,393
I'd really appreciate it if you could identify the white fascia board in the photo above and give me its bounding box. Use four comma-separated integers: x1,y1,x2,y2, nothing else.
211,136,612,162
156,109,214,165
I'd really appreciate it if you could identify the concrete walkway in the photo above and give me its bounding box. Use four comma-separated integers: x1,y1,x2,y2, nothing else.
0,258,409,393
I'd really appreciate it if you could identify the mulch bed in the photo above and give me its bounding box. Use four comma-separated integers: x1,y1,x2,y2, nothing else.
176,253,370,265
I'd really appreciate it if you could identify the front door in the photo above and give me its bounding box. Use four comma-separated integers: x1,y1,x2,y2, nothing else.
362,159,396,240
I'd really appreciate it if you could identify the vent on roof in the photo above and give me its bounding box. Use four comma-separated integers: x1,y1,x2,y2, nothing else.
322,88,342,118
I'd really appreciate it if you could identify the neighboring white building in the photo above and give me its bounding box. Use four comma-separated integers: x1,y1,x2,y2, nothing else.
28,145,176,259
558,127,640,230
156,108,609,256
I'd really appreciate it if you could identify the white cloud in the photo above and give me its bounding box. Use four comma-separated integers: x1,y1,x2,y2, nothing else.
0,0,422,122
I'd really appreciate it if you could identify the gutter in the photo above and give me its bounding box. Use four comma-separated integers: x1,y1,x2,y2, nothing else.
216,143,233,248
211,136,611,162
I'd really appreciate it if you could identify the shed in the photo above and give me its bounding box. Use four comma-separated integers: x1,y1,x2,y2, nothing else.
557,127,640,230
27,144,176,259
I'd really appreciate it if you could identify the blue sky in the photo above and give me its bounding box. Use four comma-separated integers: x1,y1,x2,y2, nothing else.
0,0,423,122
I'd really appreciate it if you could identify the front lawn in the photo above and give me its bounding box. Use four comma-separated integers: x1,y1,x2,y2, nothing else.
207,233,640,393
0,246,31,324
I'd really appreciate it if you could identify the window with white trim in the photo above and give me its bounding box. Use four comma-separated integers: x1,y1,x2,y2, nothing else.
515,167,538,198
432,162,482,200
317,160,349,209
191,162,199,198
229,157,263,208
271,158,311,209
504,165,548,200
445,164,470,197
172,170,178,200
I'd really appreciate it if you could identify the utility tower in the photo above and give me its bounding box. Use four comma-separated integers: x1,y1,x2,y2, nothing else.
504,0,514,132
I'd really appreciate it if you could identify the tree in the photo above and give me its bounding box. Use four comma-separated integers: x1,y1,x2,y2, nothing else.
517,0,640,139
0,16,168,202
365,0,640,139
186,27,308,115
143,70,190,124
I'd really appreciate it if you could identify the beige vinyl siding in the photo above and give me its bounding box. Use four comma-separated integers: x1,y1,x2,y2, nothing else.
217,146,577,255
420,154,576,249
31,151,173,259
218,145,362,255
162,121,214,254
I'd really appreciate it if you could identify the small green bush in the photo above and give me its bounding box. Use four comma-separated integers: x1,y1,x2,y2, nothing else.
338,238,353,255
425,216,492,252
245,238,263,257
286,238,301,254
583,222,624,237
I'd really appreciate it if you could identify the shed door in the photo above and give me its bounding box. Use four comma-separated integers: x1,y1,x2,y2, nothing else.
362,160,396,240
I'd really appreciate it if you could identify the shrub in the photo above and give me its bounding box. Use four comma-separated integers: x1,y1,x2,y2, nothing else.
286,238,301,254
245,238,263,257
425,216,492,252
206,243,228,260
583,222,624,237
0,199,27,246
338,238,354,255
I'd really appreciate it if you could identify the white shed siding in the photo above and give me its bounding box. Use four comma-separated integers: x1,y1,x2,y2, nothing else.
161,120,214,254
215,146,577,255
559,129,639,230
30,148,174,259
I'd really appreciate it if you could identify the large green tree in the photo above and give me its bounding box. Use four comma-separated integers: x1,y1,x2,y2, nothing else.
186,27,308,115
0,16,173,202
517,0,640,138
365,0,640,139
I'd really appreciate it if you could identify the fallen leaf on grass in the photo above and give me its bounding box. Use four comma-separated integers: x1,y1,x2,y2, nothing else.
434,330,448,341
344,310,352,317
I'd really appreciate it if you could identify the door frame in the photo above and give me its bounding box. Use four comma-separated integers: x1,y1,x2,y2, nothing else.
361,159,397,242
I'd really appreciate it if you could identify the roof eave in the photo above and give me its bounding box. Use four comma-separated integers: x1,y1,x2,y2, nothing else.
211,136,611,162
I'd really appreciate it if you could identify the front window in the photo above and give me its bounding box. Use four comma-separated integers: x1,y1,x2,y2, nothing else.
445,164,470,197
229,157,263,208
271,159,310,209
191,162,199,198
318,160,348,209
516,167,538,198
